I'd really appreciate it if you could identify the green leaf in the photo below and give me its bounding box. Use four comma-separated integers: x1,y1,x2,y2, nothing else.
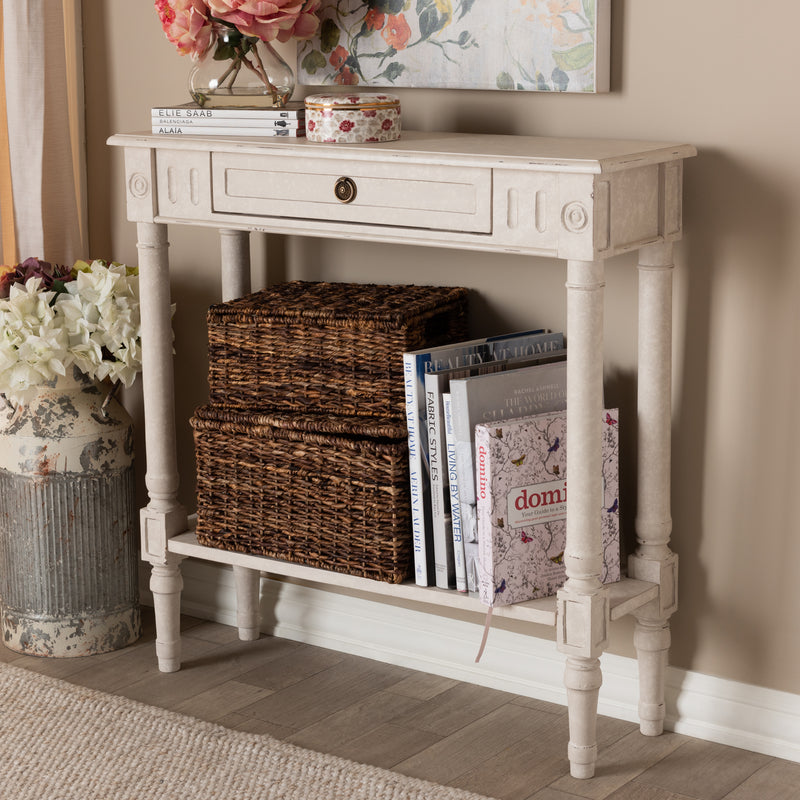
416,0,435,12
496,71,515,90
301,50,327,75
369,0,405,13
419,7,444,38
320,18,341,53
377,61,406,82
553,42,595,72
213,42,237,61
458,0,476,22
582,0,596,28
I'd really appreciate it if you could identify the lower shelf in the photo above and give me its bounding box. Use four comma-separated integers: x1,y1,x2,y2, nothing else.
167,526,659,627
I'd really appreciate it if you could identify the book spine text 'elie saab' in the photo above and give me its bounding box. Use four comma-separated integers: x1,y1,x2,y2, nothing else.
151,103,305,118
153,116,304,129
152,126,305,137
476,408,621,608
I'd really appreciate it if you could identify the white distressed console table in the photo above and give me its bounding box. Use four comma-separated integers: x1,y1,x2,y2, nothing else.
108,130,696,779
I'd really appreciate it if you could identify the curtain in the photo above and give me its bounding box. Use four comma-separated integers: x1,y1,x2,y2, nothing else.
0,0,87,266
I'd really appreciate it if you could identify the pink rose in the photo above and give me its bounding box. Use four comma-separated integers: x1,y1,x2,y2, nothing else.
205,0,320,43
155,0,214,58
339,120,355,132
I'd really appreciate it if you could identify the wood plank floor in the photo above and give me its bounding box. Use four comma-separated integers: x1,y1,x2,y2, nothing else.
2,607,798,800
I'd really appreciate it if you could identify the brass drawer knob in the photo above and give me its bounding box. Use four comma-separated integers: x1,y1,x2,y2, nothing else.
334,176,357,204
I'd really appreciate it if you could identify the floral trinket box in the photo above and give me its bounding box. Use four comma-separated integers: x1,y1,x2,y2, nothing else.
304,93,401,144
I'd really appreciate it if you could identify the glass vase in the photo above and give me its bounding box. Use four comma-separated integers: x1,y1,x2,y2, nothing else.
188,27,295,108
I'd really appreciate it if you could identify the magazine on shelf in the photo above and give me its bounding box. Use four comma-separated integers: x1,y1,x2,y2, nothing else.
151,102,305,118
443,393,467,591
476,408,622,608
449,358,568,567
402,328,561,587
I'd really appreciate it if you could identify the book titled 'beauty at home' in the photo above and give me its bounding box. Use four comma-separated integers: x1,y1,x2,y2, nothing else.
476,409,621,607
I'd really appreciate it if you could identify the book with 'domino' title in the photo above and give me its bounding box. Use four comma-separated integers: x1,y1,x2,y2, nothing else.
476,408,621,607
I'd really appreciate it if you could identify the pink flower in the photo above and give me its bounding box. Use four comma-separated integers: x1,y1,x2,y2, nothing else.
339,120,355,132
155,0,214,57
362,109,377,117
329,45,349,69
205,0,321,43
307,119,316,131
381,118,394,130
364,9,384,31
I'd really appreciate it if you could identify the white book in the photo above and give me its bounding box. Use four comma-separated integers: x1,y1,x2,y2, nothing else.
443,393,467,592
151,102,305,118
450,359,568,556
153,116,304,129
152,126,305,137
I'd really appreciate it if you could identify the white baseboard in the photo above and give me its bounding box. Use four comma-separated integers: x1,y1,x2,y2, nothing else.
140,560,800,764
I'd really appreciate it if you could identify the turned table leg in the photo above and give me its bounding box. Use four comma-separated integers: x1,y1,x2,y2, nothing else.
557,259,610,779
629,241,679,736
218,229,263,642
136,221,189,672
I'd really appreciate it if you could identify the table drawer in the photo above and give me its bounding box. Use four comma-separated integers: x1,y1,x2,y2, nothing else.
211,152,492,233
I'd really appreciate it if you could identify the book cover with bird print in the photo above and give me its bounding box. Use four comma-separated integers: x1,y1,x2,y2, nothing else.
475,408,620,607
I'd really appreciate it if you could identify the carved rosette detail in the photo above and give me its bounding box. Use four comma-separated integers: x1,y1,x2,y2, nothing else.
128,173,150,199
562,201,589,233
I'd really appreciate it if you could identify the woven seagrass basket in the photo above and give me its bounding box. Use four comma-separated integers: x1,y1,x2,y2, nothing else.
191,405,412,583
206,281,469,419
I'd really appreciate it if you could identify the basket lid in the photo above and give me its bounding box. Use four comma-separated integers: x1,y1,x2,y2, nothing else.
305,92,400,111
209,281,467,329
192,405,408,442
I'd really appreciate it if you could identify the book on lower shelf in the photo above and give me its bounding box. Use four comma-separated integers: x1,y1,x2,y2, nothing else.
476,408,621,607
449,358,568,592
403,329,563,588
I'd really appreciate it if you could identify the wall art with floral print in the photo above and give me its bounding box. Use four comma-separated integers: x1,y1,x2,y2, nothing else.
297,0,610,93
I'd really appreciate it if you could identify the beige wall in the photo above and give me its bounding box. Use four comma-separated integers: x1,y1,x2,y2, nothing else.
83,3,800,696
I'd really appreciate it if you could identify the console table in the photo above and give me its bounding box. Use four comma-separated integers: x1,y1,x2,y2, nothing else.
107,130,696,779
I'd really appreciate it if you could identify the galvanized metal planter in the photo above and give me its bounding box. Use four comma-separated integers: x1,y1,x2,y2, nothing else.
0,367,141,657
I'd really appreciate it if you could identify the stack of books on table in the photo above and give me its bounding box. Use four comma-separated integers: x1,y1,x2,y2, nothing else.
402,329,622,602
151,102,305,137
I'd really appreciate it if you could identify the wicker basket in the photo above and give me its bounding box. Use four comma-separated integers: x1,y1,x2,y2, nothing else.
191,405,412,583
206,281,469,419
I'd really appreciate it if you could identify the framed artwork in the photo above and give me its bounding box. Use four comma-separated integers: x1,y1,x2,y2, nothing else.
298,0,610,94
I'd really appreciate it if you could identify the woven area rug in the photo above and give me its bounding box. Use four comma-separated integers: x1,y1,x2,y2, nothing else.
0,664,497,800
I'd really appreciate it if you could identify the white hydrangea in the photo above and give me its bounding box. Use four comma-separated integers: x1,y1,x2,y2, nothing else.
0,278,72,404
60,261,143,387
0,261,144,406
